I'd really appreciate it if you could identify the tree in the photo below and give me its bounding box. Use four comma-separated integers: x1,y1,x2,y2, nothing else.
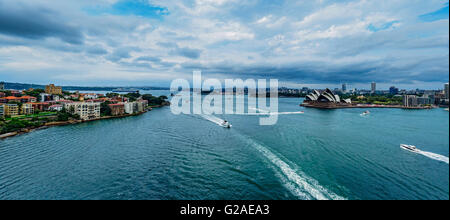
106,93,120,98
100,102,112,116
141,94,168,106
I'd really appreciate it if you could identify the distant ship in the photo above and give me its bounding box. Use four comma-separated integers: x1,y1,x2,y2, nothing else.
112,88,139,93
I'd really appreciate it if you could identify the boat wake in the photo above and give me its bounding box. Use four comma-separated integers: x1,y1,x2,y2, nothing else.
200,114,229,127
244,137,345,200
245,107,305,116
416,150,449,164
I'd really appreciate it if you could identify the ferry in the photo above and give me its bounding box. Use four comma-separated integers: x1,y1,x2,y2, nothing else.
112,88,139,93
400,144,418,152
445,108,449,111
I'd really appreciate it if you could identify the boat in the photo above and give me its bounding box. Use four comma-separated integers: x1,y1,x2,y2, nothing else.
221,120,232,129
445,108,449,111
400,144,418,152
360,110,370,116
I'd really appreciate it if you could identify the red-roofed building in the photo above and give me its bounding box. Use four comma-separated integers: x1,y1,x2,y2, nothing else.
10,90,22,97
20,96,37,103
30,102,51,111
3,96,21,103
58,100,73,104
108,103,125,116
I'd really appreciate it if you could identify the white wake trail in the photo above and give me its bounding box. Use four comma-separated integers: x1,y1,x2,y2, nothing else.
245,107,305,116
416,150,449,164
200,114,226,126
245,138,345,200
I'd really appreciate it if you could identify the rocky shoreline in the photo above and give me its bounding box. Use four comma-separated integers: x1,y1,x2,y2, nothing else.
0,103,170,140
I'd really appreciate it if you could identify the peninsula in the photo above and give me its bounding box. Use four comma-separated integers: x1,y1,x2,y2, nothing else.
0,84,170,139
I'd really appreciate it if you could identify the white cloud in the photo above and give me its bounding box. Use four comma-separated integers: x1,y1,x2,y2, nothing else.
0,0,448,88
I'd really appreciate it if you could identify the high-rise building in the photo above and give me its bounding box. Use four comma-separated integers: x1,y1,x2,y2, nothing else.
445,83,449,100
0,81,4,90
403,95,418,107
371,82,376,94
342,83,347,92
389,86,399,95
45,84,62,95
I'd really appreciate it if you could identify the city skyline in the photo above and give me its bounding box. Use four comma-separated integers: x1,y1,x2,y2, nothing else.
0,0,449,89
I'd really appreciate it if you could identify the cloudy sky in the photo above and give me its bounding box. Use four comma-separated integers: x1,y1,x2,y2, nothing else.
0,0,448,89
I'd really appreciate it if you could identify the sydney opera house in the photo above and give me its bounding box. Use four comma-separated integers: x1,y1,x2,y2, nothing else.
301,89,352,109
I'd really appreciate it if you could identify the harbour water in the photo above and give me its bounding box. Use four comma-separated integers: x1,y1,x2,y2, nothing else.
0,92,448,200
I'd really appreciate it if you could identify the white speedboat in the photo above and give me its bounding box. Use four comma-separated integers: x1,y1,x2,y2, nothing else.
400,144,418,152
360,110,370,116
221,121,232,129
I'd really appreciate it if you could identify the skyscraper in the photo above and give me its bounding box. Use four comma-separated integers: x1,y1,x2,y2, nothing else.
0,81,4,90
371,82,376,94
342,83,347,92
445,83,449,100
389,86,399,95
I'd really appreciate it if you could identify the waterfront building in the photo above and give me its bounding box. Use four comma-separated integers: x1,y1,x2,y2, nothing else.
305,89,351,105
31,102,51,112
389,86,399,95
0,104,4,118
371,82,376,94
108,103,125,116
20,96,37,103
45,84,62,95
5,104,19,116
64,102,101,120
124,102,138,114
403,95,418,107
49,104,63,112
0,92,5,98
417,95,433,105
3,96,21,103
21,103,34,115
445,83,449,100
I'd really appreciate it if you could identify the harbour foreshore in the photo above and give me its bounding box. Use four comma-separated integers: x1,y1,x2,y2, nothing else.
300,103,435,109
0,103,169,140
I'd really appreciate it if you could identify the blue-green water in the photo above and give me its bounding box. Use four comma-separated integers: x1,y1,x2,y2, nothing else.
0,94,448,200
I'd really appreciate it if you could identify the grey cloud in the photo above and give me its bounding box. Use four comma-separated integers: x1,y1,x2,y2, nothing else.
157,41,178,48
135,56,162,63
171,47,202,59
86,44,108,55
106,47,140,62
0,1,84,44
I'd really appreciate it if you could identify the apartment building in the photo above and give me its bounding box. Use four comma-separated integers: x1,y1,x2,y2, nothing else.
21,103,34,115
64,102,101,120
